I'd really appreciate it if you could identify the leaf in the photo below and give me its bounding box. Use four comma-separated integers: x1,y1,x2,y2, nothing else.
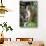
0,24,2,26
10,28,13,31
6,28,9,32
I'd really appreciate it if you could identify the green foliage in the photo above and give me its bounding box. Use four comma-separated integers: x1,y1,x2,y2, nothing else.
0,22,13,32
